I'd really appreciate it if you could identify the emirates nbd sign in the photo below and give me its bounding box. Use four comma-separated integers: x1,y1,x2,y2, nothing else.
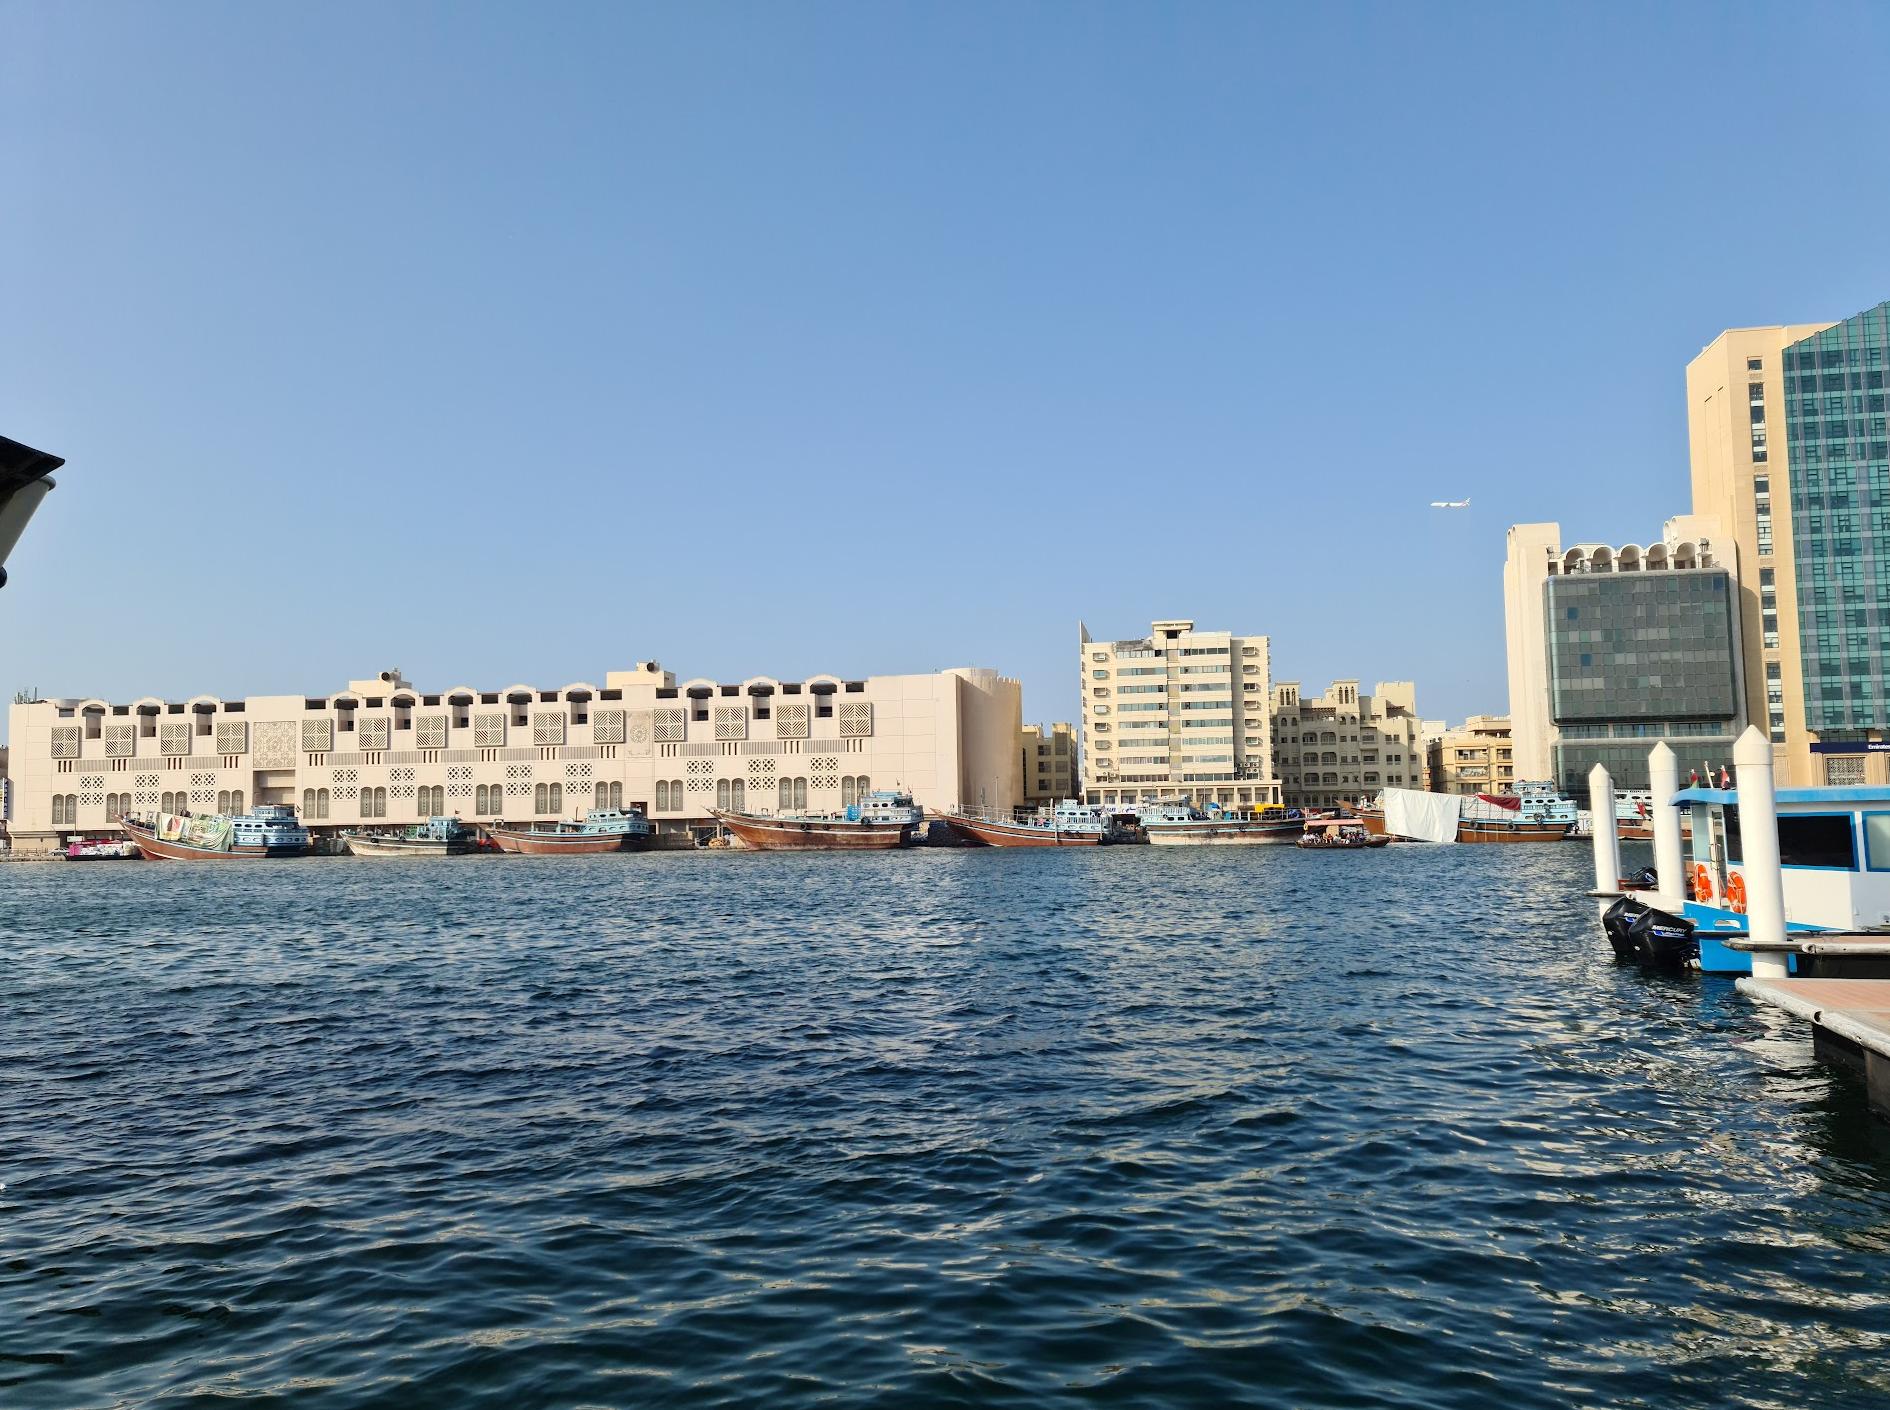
1811,740,1890,753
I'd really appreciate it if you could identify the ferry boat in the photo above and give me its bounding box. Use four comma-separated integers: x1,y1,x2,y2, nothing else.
63,837,143,861
122,805,310,860
485,808,654,855
1456,782,1575,843
1140,802,1303,846
714,790,923,851
1297,816,1389,850
343,816,476,858
1667,783,1890,974
939,799,1118,847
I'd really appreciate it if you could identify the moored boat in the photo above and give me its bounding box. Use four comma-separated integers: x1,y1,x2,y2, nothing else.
343,816,476,857
484,808,653,855
63,837,143,860
939,799,1117,847
715,789,922,851
1457,784,1575,843
1297,816,1389,850
122,805,310,860
1141,802,1302,846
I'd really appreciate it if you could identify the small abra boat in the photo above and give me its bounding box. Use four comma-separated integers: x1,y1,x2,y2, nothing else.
123,805,310,860
343,816,476,858
485,808,654,855
1297,817,1390,850
1141,802,1302,846
715,790,923,851
940,800,1118,847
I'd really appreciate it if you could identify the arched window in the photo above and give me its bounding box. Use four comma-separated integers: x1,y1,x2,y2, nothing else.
608,781,623,810
52,795,66,826
728,779,743,811
420,784,443,815
303,788,316,816
792,778,807,810
656,781,670,811
475,784,492,814
360,788,381,818
217,790,230,814
548,783,562,815
779,777,792,810
716,779,731,810
672,780,683,810
841,776,855,808
230,790,245,815
316,789,330,819
595,781,608,811
856,776,869,798
534,783,549,813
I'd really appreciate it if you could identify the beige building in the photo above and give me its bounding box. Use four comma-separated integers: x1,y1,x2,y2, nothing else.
5,661,1022,852
1688,320,1838,786
1426,715,1515,796
1078,619,1278,808
1020,722,1078,809
1271,680,1424,808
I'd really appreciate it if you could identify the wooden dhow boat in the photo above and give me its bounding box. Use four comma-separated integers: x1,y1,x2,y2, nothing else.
484,808,654,855
343,816,475,857
1457,786,1574,843
939,800,1118,847
1297,816,1390,850
714,789,923,851
1140,802,1302,846
122,805,310,860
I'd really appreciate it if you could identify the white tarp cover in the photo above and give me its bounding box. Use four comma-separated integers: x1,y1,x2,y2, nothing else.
1383,788,1461,844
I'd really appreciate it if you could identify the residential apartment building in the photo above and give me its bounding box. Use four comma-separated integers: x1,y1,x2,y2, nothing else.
5,661,1023,853
1688,316,1833,781
1505,517,1744,793
1020,722,1078,809
1271,680,1424,809
1077,619,1278,808
1425,716,1515,796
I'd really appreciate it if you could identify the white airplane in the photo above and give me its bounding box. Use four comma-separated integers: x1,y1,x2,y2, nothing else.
0,435,62,589
1429,497,1470,509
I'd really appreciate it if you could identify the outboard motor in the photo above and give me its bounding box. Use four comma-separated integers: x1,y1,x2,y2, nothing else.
1628,905,1698,971
1602,895,1648,961
1626,865,1659,890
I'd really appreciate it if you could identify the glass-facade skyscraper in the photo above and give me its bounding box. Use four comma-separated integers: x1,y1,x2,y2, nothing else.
1782,302,1890,735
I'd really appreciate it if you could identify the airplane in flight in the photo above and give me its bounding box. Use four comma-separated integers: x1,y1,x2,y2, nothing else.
1429,497,1470,509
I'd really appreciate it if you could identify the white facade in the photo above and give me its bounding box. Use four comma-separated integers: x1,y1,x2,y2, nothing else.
1271,680,1424,808
6,661,1022,851
1078,619,1278,808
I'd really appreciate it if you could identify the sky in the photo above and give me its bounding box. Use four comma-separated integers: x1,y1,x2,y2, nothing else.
5,1,1890,740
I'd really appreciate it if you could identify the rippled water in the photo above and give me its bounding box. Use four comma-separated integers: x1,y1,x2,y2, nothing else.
5,843,1890,1408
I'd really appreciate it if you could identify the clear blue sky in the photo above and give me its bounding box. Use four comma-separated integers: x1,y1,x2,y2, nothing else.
6,1,1889,739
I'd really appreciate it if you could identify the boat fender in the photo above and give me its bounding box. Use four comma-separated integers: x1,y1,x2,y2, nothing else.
1693,862,1714,904
1725,871,1747,916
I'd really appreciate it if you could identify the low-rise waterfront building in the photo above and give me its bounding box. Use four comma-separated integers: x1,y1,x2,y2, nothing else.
1504,516,1746,793
1020,722,1078,809
4,661,1022,853
1425,715,1515,796
1271,680,1424,809
1078,619,1278,809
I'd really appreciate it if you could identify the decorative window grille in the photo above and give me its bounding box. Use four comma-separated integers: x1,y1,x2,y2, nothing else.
447,765,473,797
774,702,811,739
747,757,777,786
837,702,873,737
653,708,687,743
215,721,248,755
474,713,506,747
593,709,626,745
564,763,593,790
810,757,839,789
532,712,566,746
686,758,716,792
713,706,748,741
416,715,448,749
50,727,81,759
358,717,390,751
160,723,192,756
104,724,135,757
302,719,334,753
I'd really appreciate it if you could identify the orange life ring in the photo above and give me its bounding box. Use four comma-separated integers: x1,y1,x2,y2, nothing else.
1725,872,1747,915
1694,862,1714,903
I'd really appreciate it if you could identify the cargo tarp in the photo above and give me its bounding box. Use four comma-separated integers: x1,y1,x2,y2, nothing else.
156,811,234,851
1383,788,1460,844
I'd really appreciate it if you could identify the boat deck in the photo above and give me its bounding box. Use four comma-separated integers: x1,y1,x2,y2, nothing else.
1739,976,1890,1115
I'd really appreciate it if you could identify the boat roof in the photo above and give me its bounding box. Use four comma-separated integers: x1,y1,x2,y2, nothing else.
1671,785,1890,807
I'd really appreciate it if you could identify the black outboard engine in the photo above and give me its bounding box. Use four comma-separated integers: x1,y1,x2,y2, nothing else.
1626,865,1659,889
1602,895,1648,961
1627,905,1697,971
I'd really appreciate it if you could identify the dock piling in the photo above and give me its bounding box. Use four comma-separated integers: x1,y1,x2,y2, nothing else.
1734,726,1789,979
1649,742,1686,910
1588,763,1620,898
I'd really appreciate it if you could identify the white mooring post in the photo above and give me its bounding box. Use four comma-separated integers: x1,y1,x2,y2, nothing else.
1649,742,1686,910
1589,763,1620,897
1734,726,1789,980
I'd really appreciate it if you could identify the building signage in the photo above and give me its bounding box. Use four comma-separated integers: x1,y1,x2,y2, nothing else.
1810,740,1890,754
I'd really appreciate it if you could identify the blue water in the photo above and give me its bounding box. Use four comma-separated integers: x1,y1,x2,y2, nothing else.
5,844,1890,1408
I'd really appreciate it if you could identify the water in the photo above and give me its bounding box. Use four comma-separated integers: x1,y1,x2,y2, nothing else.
5,844,1890,1409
